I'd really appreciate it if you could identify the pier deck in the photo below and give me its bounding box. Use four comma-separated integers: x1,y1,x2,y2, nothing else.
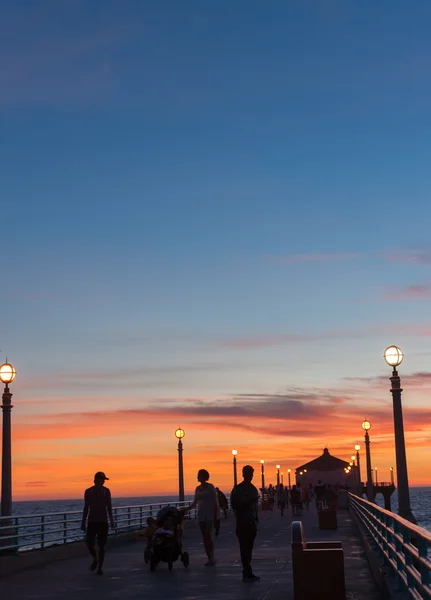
1,504,381,600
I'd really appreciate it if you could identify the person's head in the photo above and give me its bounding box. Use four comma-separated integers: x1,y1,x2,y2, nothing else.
318,480,322,484
242,465,254,483
292,484,297,490
197,469,210,483
215,487,219,491
94,471,109,487
147,517,155,526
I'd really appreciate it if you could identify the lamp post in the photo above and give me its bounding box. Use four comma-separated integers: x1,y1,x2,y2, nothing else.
384,346,416,523
281,472,284,485
362,420,374,501
1,361,16,517
390,466,394,486
288,469,291,490
355,444,361,486
374,467,378,486
260,460,265,490
276,465,280,487
232,449,238,487
175,428,185,502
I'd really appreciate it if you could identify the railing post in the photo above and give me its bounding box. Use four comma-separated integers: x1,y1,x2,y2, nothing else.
139,506,143,529
128,507,131,532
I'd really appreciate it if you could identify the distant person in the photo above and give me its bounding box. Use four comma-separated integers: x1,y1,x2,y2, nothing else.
267,484,275,510
290,484,301,516
216,487,229,518
278,484,288,516
81,471,115,575
315,480,326,509
230,465,260,582
184,469,218,565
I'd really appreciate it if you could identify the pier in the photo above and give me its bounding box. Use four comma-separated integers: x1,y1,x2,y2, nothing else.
1,500,382,600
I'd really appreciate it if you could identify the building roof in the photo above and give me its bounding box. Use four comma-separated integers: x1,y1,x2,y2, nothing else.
296,448,350,472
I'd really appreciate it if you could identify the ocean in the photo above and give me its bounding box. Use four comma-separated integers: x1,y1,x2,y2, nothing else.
12,487,431,533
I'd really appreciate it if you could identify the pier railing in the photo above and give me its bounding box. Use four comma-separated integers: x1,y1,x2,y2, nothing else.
349,492,431,599
0,500,199,553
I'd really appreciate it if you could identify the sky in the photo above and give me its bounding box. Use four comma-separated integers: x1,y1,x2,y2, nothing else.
1,1,431,501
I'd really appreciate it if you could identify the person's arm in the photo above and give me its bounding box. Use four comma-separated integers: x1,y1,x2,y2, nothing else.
81,490,89,530
182,488,198,512
106,488,115,529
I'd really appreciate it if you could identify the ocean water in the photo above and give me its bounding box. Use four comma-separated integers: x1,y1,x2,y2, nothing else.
12,487,431,532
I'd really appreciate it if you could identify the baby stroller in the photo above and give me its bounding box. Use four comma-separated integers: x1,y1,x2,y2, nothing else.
146,506,190,572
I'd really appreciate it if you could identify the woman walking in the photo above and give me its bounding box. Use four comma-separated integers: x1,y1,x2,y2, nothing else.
185,469,218,566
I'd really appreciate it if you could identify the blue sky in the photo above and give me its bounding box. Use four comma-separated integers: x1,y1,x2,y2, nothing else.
2,1,431,414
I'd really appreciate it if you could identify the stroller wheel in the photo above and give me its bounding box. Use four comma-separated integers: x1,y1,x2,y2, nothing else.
182,551,190,568
150,556,157,572
168,561,173,572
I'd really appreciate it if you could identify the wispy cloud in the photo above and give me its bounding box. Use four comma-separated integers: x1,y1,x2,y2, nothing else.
384,283,431,301
221,323,431,349
382,248,431,265
268,252,361,264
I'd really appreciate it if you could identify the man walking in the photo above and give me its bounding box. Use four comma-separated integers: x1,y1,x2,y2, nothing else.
230,465,260,582
81,471,115,574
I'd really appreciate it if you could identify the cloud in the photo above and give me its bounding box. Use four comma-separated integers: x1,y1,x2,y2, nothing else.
384,284,431,301
25,481,48,487
382,248,431,265
268,252,361,264
221,323,431,349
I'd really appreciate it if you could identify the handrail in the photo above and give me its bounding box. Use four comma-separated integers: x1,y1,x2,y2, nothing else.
348,492,431,599
0,499,201,554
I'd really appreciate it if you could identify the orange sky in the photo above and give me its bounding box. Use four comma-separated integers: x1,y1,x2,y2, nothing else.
8,370,431,500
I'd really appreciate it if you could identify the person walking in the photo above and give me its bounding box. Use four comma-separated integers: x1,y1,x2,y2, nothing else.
184,469,218,565
216,487,228,518
81,471,115,575
230,465,260,582
278,484,288,516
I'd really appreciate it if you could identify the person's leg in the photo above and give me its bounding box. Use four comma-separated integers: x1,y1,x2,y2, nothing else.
199,521,214,564
214,519,220,536
96,523,109,574
85,523,98,569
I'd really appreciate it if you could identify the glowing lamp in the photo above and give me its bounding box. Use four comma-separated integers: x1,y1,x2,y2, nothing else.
260,459,264,464
0,362,16,384
355,444,360,451
384,346,404,367
175,428,185,440
362,420,371,431
232,449,238,456
276,464,280,469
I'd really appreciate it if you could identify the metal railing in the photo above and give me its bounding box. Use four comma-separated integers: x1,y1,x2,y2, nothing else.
349,492,431,599
0,500,198,554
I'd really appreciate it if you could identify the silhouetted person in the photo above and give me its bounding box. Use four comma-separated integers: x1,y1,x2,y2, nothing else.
278,484,288,516
230,465,260,582
216,487,228,518
290,484,301,515
81,471,115,574
315,480,326,509
184,469,218,565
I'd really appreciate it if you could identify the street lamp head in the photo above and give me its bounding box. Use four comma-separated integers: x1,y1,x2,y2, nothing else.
355,444,360,451
303,469,307,473
260,459,264,464
299,471,303,475
287,469,291,473
232,449,238,456
276,464,280,469
362,420,371,431
349,462,353,466
375,467,378,470
351,455,356,461
175,428,185,440
384,345,404,368
0,362,16,384
390,467,393,471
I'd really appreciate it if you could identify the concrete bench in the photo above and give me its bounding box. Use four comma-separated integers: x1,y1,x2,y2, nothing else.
291,520,346,600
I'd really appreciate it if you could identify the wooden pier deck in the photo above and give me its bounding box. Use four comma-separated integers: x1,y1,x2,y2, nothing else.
1,504,382,600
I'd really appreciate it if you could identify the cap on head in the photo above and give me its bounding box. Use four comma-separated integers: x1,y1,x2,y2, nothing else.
94,471,109,481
